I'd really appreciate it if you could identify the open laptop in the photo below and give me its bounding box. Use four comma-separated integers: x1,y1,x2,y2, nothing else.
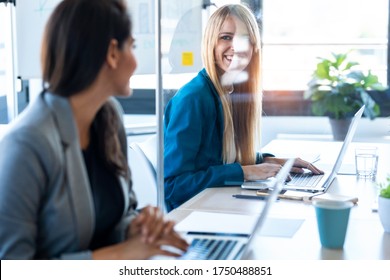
173,158,295,260
242,105,365,193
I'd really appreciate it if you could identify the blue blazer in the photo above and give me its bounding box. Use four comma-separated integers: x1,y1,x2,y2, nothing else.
0,92,138,259
164,69,268,211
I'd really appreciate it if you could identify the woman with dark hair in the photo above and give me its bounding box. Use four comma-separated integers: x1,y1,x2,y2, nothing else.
164,4,323,211
0,0,187,259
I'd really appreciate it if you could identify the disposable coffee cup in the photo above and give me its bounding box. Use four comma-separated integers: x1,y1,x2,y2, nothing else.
313,200,353,249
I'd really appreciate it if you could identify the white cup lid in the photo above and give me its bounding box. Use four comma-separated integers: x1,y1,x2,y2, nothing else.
313,200,354,209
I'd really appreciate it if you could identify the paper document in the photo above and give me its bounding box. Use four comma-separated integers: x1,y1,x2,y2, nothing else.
175,211,257,234
175,211,304,238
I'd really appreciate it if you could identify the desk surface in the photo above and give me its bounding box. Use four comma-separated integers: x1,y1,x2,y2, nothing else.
167,140,390,260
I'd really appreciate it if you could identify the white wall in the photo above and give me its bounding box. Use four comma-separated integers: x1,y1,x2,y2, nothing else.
261,116,390,147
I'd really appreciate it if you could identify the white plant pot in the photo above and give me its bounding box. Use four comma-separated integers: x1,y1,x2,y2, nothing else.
378,196,390,233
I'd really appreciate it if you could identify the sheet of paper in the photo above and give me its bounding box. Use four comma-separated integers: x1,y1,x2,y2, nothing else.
175,211,305,238
175,211,257,234
261,218,304,238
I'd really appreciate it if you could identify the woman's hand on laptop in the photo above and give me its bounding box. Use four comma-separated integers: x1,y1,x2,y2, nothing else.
129,206,188,248
264,157,324,175
129,205,165,243
292,158,324,174
92,230,188,260
242,163,285,181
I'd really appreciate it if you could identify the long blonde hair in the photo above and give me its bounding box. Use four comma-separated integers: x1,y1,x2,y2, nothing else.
202,4,262,165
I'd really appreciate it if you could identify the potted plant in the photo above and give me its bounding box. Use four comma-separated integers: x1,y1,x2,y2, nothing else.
304,52,387,140
378,175,390,233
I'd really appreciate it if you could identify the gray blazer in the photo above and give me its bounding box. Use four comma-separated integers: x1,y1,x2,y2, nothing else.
0,92,138,259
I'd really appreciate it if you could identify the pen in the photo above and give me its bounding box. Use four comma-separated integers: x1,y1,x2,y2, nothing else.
311,155,321,164
232,194,266,200
256,190,297,200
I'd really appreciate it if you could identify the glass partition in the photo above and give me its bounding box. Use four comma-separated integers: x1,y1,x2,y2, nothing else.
0,5,11,124
1,0,388,209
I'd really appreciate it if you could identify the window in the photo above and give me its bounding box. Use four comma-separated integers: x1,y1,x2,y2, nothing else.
252,0,390,116
261,0,388,90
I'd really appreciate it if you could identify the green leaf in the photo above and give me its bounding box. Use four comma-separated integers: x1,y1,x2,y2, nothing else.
315,61,331,79
333,53,347,68
378,175,390,198
312,101,326,116
345,61,359,70
359,90,380,119
347,71,365,83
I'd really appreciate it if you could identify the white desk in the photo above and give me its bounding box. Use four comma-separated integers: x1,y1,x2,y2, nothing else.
167,139,390,260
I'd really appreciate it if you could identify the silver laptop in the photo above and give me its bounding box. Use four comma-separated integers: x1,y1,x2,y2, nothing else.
242,105,365,193
175,158,295,260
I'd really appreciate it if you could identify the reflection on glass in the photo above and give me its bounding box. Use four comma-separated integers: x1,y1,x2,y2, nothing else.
163,4,262,211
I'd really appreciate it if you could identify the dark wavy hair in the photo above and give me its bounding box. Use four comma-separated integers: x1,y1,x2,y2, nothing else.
41,0,131,178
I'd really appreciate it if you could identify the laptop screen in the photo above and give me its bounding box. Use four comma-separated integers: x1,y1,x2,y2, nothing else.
240,158,295,259
322,105,365,191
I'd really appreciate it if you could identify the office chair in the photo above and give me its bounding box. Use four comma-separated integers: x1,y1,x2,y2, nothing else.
128,134,158,208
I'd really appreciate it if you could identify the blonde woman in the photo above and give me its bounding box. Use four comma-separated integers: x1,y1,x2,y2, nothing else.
164,4,322,211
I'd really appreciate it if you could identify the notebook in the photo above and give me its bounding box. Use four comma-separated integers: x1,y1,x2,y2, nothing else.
242,105,365,193
173,158,295,260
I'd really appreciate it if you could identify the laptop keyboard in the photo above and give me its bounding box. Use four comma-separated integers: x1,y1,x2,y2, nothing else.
180,238,244,260
290,173,323,188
